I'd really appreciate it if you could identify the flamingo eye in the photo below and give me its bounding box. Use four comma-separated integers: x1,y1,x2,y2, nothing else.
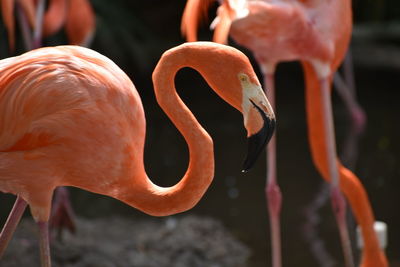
238,73,249,83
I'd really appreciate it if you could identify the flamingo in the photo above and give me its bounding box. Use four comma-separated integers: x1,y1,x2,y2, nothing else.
0,42,275,267
0,0,36,51
1,0,95,235
0,0,95,50
181,0,387,266
41,0,95,47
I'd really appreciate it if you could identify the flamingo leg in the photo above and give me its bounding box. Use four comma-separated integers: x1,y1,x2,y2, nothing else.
0,195,28,258
342,49,356,97
16,3,33,51
50,187,76,238
303,68,363,265
263,68,282,267
37,221,51,267
302,182,336,267
319,77,355,267
32,0,46,49
333,72,366,135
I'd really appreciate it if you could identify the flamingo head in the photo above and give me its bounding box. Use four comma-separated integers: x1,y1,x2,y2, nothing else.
197,44,275,171
163,42,275,172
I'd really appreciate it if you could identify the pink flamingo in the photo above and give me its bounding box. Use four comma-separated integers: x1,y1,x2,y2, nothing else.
42,0,95,47
0,0,95,50
1,0,96,234
0,0,36,51
0,42,275,267
181,0,387,266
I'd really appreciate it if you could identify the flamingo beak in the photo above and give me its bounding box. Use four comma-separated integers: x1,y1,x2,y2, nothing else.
242,100,276,172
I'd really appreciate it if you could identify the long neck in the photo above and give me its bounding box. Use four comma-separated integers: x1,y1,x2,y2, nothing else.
118,46,215,217
302,62,387,266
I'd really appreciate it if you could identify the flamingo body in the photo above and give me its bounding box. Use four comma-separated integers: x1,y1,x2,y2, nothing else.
230,1,340,67
200,0,351,72
0,46,145,221
181,0,387,266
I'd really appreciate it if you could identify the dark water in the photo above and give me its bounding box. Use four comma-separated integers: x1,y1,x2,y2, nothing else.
1,59,399,266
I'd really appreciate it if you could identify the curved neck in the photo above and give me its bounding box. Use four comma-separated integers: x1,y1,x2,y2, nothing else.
119,45,216,217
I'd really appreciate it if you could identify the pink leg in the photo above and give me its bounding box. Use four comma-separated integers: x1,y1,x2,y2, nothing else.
302,182,336,267
0,195,28,258
335,50,366,135
342,49,368,149
37,221,51,267
32,0,46,49
50,187,76,238
333,72,366,134
263,69,282,267
16,0,45,50
16,3,33,51
319,77,355,267
342,49,356,96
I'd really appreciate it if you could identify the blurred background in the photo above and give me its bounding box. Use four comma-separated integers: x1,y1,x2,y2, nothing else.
0,0,399,266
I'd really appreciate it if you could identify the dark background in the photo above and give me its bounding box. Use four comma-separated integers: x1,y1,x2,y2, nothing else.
1,0,399,266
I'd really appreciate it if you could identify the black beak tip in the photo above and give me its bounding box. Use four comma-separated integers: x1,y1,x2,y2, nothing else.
242,152,257,172
241,146,260,172
242,109,276,172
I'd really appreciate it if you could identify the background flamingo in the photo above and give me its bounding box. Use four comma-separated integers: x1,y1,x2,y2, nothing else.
0,42,275,266
181,0,387,266
0,0,95,51
0,0,36,51
41,0,95,47
0,0,96,235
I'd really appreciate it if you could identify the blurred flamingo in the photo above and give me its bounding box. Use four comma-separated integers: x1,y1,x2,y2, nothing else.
181,0,387,266
0,0,95,50
1,0,96,235
41,0,95,47
0,42,275,267
0,0,36,51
